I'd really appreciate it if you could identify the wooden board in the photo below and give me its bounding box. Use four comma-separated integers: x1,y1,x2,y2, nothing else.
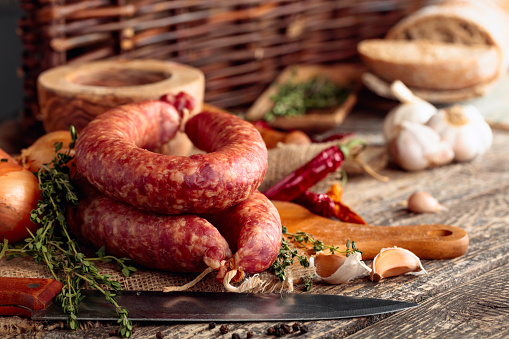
273,200,469,260
244,64,365,133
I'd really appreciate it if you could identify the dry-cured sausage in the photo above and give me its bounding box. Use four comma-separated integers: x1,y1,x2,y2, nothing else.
203,191,282,284
75,100,268,215
68,182,233,273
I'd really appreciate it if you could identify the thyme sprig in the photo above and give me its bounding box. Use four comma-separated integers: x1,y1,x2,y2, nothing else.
271,226,362,290
285,231,362,257
0,126,135,337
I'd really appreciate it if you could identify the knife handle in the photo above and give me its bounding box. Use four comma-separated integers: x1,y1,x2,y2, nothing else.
0,277,63,317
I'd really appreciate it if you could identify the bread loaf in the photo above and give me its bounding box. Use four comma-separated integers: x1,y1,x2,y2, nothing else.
386,0,509,76
359,0,509,103
358,39,500,90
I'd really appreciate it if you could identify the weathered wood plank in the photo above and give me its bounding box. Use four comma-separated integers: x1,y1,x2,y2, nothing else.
347,262,509,339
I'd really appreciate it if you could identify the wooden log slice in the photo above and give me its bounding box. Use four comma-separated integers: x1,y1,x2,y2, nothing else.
37,59,205,155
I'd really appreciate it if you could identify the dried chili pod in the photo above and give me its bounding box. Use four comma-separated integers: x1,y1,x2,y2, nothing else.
294,190,367,225
263,145,344,201
293,191,337,218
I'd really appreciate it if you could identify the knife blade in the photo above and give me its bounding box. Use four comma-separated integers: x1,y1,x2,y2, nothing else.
0,277,418,322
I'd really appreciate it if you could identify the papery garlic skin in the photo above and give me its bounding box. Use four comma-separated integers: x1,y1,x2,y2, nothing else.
427,105,493,162
382,81,437,142
370,247,426,282
311,252,371,284
389,121,454,171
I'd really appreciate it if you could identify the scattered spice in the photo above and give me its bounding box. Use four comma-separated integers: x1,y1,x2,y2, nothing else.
300,325,309,334
267,327,276,335
208,322,217,330
265,73,350,122
292,323,301,332
281,324,292,334
275,326,286,337
231,333,241,339
247,331,254,338
220,324,230,334
155,332,164,339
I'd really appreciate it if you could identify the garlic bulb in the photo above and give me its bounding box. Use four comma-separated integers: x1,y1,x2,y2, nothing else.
383,81,437,142
311,252,371,284
389,121,454,171
370,247,426,282
427,104,493,162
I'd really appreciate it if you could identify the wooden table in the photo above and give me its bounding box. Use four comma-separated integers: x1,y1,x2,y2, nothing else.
1,103,508,338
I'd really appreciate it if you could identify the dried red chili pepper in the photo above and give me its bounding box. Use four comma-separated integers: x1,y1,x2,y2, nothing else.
294,190,367,225
262,145,345,201
293,191,337,218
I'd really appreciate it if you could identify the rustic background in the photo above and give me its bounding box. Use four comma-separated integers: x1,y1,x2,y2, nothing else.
0,0,23,120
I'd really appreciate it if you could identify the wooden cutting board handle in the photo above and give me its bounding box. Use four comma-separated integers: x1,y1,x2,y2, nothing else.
273,201,469,260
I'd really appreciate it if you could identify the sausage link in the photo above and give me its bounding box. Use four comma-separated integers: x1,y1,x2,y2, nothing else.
75,101,267,215
68,183,233,273
203,191,282,283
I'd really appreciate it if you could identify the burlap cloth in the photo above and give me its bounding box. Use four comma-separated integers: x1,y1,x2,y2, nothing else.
0,139,386,335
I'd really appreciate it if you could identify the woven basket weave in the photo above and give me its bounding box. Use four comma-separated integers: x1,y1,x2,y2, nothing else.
18,0,434,127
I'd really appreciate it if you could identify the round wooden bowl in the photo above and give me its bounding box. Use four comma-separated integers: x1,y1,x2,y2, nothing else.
37,59,205,155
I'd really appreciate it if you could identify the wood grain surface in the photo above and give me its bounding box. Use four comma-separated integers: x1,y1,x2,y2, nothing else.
1,107,508,338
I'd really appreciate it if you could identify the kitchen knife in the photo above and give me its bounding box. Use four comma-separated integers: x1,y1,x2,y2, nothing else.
0,277,417,322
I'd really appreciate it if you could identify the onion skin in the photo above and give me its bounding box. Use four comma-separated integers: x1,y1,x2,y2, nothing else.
18,131,75,173
0,162,41,243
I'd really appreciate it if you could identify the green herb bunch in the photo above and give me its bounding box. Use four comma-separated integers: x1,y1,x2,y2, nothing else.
271,226,362,291
265,74,350,122
0,126,136,337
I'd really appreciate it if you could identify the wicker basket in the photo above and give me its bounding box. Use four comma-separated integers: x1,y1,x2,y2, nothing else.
18,0,435,128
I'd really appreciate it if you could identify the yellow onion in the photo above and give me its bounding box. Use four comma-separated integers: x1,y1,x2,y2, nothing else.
0,161,41,243
18,130,75,173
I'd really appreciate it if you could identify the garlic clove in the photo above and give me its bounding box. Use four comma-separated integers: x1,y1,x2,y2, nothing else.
407,191,445,213
370,247,426,282
389,121,454,171
382,81,437,142
312,251,371,284
427,104,493,162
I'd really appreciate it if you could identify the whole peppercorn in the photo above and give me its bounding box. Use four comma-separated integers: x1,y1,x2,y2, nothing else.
209,322,217,330
267,327,276,335
292,323,301,332
231,333,241,339
282,324,292,334
300,324,309,334
220,324,230,334
247,331,254,338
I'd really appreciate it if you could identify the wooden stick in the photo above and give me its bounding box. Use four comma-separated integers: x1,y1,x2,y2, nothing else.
35,0,110,22
50,33,111,52
65,5,136,20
